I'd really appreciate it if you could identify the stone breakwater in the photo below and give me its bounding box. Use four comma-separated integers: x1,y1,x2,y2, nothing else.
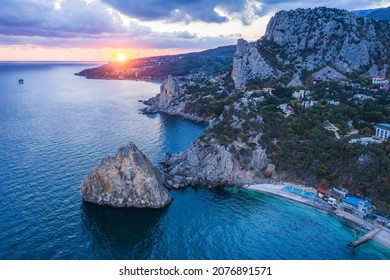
80,142,172,208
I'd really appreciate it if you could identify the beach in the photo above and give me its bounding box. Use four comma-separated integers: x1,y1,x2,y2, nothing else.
245,183,390,250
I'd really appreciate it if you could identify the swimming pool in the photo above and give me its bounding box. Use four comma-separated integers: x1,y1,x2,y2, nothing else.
283,186,321,200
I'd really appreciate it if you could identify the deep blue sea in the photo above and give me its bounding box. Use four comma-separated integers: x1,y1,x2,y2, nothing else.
0,62,389,260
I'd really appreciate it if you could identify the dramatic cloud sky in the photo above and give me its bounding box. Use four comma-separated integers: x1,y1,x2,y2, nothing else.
0,0,389,61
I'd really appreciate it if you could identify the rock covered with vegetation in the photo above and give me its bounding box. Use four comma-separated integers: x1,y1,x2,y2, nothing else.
80,142,172,208
142,72,235,122
163,97,270,188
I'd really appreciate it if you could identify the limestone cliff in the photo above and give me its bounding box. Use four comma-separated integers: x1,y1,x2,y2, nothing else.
142,72,235,123
142,75,198,120
232,39,281,89
232,7,390,88
80,142,172,208
150,75,184,109
163,97,270,188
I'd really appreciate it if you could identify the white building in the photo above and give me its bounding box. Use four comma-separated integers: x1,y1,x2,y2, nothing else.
353,94,373,101
278,103,294,117
374,123,390,140
372,76,388,85
327,100,340,106
302,100,318,108
292,89,311,99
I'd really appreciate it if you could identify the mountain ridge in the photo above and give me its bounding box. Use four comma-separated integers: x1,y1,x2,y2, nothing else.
353,6,390,21
232,7,390,88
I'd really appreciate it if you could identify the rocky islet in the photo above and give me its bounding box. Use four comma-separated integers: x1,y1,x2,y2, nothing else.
80,142,173,208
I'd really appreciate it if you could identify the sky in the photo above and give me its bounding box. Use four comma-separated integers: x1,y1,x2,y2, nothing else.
0,0,389,61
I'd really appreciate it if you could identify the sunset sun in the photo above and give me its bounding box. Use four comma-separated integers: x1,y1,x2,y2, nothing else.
116,53,127,62
2,0,390,272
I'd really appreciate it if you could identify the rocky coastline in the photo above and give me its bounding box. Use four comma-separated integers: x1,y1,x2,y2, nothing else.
141,95,210,124
81,7,389,216
138,6,390,196
162,96,273,188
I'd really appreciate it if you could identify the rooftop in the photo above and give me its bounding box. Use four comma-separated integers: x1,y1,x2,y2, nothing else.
376,123,390,129
344,196,371,207
317,186,329,194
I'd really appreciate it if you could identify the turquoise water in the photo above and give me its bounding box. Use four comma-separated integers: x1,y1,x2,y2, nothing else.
0,62,389,259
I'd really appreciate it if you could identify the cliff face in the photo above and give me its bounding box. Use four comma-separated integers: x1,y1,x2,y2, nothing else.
232,7,390,88
142,74,208,122
163,97,270,188
232,39,281,89
80,142,172,208
142,75,189,117
158,75,184,107
142,72,235,123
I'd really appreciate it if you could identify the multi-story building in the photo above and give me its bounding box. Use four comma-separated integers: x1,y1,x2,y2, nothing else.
374,123,390,140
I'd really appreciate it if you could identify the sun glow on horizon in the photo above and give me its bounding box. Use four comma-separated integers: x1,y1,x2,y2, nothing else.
116,53,127,62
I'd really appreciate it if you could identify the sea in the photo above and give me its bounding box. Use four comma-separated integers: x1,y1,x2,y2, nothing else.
0,61,389,260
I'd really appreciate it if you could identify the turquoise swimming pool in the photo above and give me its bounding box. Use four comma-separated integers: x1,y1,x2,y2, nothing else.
283,186,321,200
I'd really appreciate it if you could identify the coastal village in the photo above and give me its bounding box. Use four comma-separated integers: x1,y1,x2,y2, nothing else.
243,73,390,247
247,75,390,143
240,72,390,149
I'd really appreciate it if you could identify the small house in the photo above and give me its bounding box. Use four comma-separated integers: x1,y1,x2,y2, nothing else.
302,100,318,108
353,94,373,101
278,103,294,117
18,79,24,84
341,196,373,218
312,78,322,84
329,188,348,202
262,88,274,95
316,186,329,198
350,83,361,89
327,100,340,106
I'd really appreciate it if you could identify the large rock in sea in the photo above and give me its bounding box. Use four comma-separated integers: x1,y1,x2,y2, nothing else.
80,142,173,208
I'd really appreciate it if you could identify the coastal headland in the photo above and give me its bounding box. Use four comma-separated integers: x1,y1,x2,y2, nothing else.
80,6,390,251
